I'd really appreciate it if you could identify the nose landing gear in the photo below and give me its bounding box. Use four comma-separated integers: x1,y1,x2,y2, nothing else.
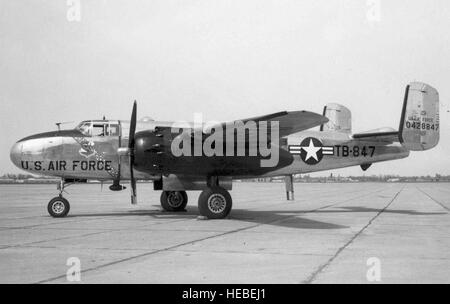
47,179,71,217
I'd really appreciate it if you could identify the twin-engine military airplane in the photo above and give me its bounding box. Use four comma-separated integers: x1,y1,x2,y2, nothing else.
10,82,439,219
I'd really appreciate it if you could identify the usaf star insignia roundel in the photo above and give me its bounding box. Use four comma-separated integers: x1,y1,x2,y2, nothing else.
288,137,334,165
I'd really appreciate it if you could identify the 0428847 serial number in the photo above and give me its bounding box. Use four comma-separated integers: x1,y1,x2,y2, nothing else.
335,145,375,157
405,121,439,131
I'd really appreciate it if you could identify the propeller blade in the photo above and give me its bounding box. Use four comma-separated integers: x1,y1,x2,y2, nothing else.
130,157,137,205
129,100,137,205
129,100,137,149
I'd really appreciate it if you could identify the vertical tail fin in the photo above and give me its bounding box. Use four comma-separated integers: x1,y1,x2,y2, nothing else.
399,82,439,151
320,103,352,133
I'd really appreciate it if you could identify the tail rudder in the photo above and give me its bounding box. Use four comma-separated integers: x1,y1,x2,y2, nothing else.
320,103,352,133
399,82,439,151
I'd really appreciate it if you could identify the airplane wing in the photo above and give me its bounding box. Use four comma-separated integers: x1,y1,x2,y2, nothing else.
352,128,399,143
211,111,329,138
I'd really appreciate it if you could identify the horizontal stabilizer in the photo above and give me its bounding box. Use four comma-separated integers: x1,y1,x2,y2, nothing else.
352,128,399,143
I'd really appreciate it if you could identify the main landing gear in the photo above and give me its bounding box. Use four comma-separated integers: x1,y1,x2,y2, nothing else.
159,187,232,219
197,187,232,219
160,191,188,212
47,179,71,218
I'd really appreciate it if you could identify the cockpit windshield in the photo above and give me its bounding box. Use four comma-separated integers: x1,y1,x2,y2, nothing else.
76,122,92,136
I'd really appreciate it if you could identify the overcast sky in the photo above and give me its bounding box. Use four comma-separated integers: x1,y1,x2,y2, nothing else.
1,0,449,176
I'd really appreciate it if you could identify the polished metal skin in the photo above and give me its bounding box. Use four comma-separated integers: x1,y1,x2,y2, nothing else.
9,123,409,180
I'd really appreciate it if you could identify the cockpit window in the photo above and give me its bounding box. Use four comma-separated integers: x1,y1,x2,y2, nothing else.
109,124,120,136
92,124,106,136
76,121,120,137
77,122,92,136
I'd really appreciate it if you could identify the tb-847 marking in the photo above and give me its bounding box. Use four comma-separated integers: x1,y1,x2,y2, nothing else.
335,145,376,157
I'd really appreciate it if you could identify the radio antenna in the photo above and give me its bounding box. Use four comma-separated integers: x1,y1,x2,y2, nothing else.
55,121,74,131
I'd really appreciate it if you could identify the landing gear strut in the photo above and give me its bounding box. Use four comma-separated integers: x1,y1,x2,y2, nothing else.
285,175,294,200
160,191,188,212
198,187,232,219
47,179,71,218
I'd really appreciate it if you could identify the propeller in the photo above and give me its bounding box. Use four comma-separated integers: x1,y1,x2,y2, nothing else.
129,101,137,205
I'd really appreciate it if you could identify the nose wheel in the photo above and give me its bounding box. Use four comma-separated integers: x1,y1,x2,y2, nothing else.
47,196,70,217
198,187,232,219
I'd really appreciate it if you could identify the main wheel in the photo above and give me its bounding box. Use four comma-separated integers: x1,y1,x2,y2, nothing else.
160,191,188,212
47,196,70,218
198,187,232,219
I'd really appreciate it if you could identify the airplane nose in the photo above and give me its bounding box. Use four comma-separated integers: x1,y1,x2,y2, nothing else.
10,141,23,168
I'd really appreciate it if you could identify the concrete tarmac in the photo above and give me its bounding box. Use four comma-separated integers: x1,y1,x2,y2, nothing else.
0,182,448,283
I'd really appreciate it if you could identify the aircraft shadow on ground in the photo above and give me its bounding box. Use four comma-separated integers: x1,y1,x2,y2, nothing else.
66,203,446,230
67,206,349,230
315,206,447,216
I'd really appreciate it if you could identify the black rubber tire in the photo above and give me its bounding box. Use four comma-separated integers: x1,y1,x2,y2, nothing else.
160,191,188,211
47,196,70,218
198,187,232,219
